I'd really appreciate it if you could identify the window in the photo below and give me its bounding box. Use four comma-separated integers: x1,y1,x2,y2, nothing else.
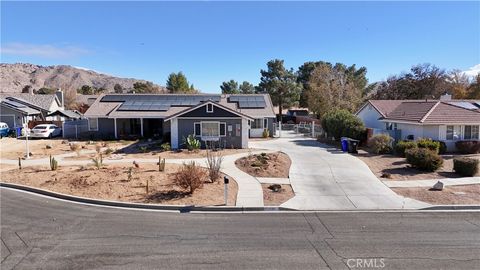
206,103,213,113
386,122,397,130
446,125,461,140
194,123,201,136
88,118,98,131
263,119,268,129
251,118,264,129
201,122,219,137
464,125,479,140
446,125,454,140
220,123,226,136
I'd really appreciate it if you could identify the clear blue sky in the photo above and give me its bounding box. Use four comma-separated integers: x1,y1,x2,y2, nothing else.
1,1,479,93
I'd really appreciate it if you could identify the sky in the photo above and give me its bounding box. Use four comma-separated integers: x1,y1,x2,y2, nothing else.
1,1,479,93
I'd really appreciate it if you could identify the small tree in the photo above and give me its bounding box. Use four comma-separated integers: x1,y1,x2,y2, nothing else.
220,80,240,94
368,134,393,154
114,83,123,93
173,162,206,194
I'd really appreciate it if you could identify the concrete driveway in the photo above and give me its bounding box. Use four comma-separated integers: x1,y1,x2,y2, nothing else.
250,132,429,210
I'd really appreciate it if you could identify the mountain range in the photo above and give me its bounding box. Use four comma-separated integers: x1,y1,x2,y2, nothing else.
0,63,166,93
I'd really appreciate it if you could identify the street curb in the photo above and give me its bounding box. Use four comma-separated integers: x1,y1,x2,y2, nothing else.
420,205,480,210
0,182,295,212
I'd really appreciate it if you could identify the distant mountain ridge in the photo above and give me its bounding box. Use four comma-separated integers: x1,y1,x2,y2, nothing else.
0,63,166,93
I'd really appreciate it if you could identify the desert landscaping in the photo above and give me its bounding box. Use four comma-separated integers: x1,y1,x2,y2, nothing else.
235,151,291,178
1,162,237,206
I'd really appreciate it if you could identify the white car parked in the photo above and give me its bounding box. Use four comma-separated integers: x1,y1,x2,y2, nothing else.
30,124,62,138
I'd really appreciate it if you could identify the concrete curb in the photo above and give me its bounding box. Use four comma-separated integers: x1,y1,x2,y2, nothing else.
0,182,295,213
420,205,480,210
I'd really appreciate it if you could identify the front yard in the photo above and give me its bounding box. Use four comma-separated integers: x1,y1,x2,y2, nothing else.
235,151,291,178
357,150,480,180
392,185,480,205
1,163,237,206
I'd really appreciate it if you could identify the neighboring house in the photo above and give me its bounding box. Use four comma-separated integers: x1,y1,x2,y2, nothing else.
47,109,83,121
83,94,276,149
0,98,41,128
356,96,480,151
0,91,65,120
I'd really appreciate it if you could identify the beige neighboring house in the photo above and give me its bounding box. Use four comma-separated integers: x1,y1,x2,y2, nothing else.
356,94,480,151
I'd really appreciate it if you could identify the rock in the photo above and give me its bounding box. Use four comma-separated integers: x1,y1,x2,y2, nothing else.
268,184,282,192
61,140,68,144
45,144,52,149
431,181,444,191
381,173,392,179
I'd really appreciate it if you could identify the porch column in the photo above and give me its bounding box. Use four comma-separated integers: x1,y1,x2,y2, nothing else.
114,118,118,139
171,118,179,149
242,118,249,148
140,118,144,137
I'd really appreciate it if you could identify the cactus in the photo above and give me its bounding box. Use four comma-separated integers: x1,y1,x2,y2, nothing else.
158,156,166,172
91,154,103,169
49,155,58,171
18,157,22,170
127,167,133,181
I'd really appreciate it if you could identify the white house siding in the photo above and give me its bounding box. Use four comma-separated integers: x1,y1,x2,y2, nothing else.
422,125,439,139
357,104,384,129
397,123,424,140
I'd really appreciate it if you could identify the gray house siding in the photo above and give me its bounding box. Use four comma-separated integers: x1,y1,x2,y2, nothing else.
86,118,115,139
177,118,243,149
0,106,22,127
182,104,239,118
266,117,275,136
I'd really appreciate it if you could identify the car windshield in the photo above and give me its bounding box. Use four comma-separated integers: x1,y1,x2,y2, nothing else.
34,126,48,129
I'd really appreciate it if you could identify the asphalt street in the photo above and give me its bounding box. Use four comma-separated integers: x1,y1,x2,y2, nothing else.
1,188,479,270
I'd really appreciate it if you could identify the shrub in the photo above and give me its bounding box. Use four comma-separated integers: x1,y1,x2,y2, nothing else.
70,143,81,156
262,128,270,138
405,148,443,172
368,134,393,154
183,134,201,151
105,148,114,155
139,146,148,153
206,151,223,183
173,161,206,194
435,140,447,154
395,141,417,157
455,141,480,154
453,157,479,177
95,144,102,154
91,154,103,169
416,138,440,153
321,109,366,141
161,142,171,151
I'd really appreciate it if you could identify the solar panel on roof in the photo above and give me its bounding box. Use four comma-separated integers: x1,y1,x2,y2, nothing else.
4,100,27,108
448,102,478,110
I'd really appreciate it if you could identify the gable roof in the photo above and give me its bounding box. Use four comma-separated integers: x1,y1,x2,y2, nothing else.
0,93,61,111
164,100,254,121
0,98,41,115
357,100,415,117
84,93,275,119
48,110,83,119
381,101,480,124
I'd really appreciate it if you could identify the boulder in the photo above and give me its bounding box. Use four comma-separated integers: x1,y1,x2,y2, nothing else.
431,181,444,191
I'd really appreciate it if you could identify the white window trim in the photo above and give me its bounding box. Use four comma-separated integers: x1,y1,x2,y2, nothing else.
194,121,227,137
251,118,265,129
463,125,480,140
206,103,214,113
88,118,99,131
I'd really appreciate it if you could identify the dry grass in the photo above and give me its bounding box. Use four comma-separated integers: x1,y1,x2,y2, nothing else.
235,152,291,178
262,184,295,206
393,185,480,205
357,149,480,181
1,163,237,206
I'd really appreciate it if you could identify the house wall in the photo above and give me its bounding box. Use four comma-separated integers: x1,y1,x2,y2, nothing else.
357,104,384,130
182,104,238,118
250,117,276,137
92,118,115,139
0,105,23,127
176,118,243,149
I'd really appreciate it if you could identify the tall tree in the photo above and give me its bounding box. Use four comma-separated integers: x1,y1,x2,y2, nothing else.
297,61,368,108
131,81,161,93
220,80,239,94
257,59,301,122
466,74,480,99
306,63,364,119
114,83,123,93
373,63,450,99
166,72,194,93
239,81,255,94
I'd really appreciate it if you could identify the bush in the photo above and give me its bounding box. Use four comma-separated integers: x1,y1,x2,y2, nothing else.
368,134,393,154
453,157,479,177
405,148,443,172
183,134,201,151
435,140,447,155
262,128,270,138
395,141,417,157
455,141,480,154
69,143,81,156
416,138,440,153
206,151,223,183
161,142,171,151
321,109,366,141
173,161,206,194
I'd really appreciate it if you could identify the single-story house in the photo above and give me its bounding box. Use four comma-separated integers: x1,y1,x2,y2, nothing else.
83,93,276,149
356,95,480,151
0,98,41,128
0,91,64,119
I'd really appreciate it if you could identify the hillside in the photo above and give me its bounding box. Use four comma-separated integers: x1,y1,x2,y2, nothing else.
0,63,167,93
